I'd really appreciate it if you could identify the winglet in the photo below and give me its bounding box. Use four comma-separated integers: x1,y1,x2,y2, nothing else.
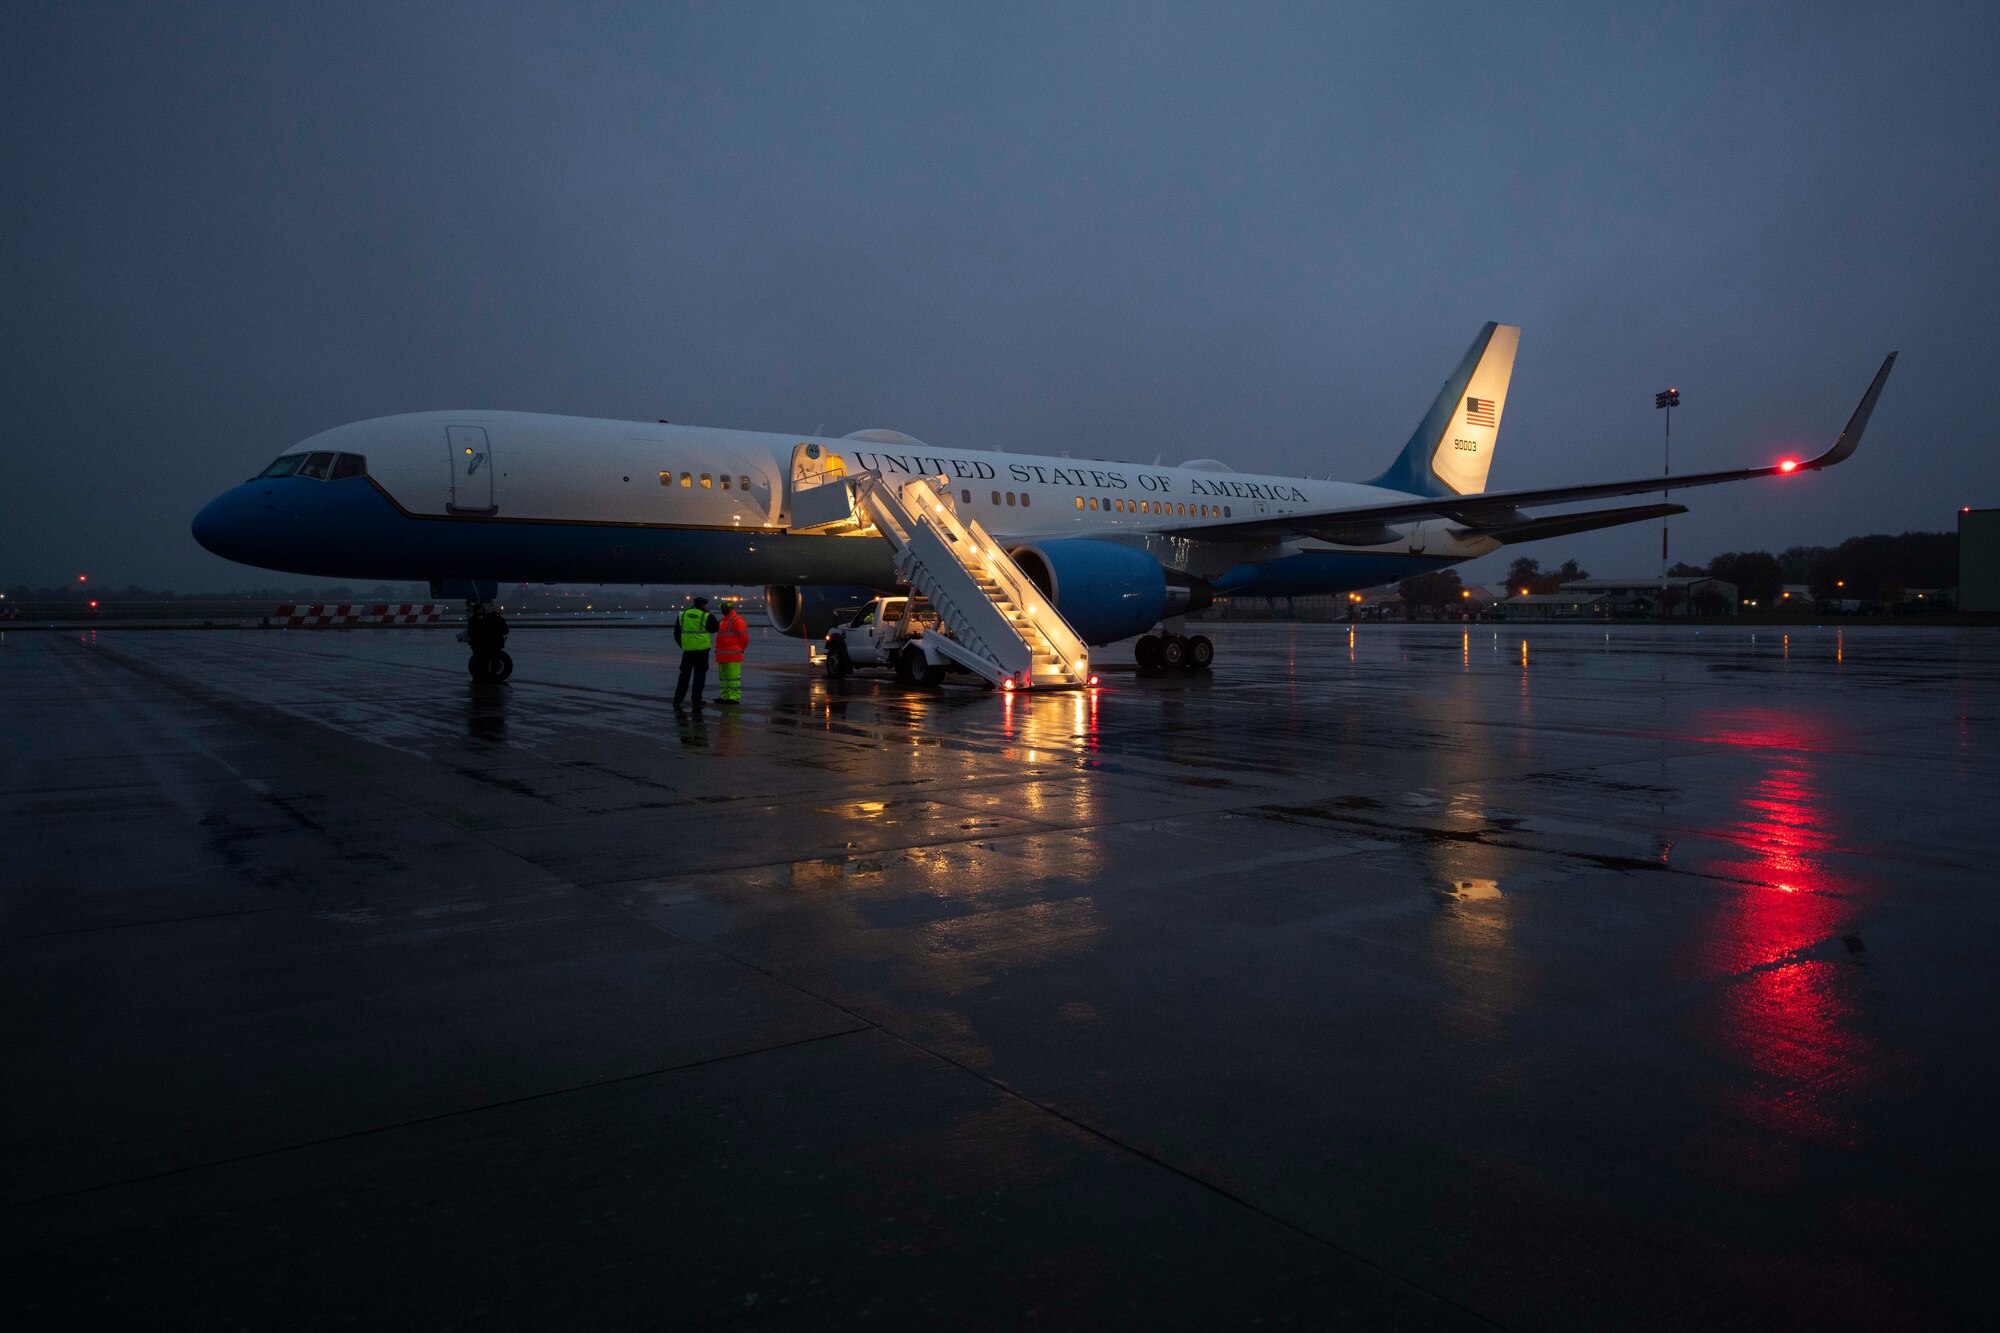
1807,352,1896,470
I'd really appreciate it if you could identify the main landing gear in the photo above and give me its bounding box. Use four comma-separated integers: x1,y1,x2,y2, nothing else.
1135,632,1212,673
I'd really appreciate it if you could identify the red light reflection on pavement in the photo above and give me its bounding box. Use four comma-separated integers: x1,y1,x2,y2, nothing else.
1673,715,1913,1189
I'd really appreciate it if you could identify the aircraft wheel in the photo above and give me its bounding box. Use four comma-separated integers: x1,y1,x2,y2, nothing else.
494,650,514,681
1135,634,1161,670
1187,635,1213,671
824,643,851,678
1157,635,1187,670
467,653,484,679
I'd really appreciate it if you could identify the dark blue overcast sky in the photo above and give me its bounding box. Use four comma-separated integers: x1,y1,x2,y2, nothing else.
4,1,1996,590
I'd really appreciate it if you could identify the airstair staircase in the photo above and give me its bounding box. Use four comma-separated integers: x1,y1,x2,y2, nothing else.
789,469,1091,691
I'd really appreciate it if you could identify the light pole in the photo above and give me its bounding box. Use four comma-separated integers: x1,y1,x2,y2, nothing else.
1654,387,1678,617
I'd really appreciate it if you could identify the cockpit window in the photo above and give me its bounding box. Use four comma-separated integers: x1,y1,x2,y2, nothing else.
297,452,336,480
259,454,306,478
328,453,366,480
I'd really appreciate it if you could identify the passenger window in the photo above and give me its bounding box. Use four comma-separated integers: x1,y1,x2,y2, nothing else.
328,453,366,480
700,473,712,488
1006,492,1016,506
1075,496,1084,510
680,473,692,487
1088,497,1099,510
1020,493,1029,508
1224,506,1231,517
740,476,751,491
659,472,672,485
963,489,972,503
720,475,731,490
259,454,306,478
991,490,1001,505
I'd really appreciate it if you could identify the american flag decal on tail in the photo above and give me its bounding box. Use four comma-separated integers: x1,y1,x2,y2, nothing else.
1465,396,1497,427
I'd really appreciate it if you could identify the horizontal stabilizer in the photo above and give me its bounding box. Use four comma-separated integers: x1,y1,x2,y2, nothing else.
1452,502,1686,546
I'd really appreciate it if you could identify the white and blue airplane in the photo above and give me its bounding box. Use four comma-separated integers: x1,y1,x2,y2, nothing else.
192,324,1895,667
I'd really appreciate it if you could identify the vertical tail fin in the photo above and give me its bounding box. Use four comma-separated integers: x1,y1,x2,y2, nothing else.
1368,322,1520,497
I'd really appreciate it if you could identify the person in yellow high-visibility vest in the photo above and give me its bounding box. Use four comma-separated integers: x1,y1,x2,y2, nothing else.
672,596,719,711
713,599,750,705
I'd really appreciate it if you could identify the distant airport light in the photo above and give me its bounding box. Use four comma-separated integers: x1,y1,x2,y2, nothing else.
1460,589,1470,597
78,574,87,583
1654,388,1680,410
1778,458,1800,473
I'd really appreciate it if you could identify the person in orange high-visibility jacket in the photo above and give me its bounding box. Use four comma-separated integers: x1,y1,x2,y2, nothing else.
713,599,750,705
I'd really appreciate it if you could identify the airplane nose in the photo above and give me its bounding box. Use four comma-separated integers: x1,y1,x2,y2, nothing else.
191,486,257,561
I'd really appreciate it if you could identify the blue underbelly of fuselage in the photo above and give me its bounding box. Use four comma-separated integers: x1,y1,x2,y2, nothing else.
191,477,898,587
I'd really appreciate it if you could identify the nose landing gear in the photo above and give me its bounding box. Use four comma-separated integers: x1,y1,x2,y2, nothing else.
1135,632,1212,673
459,597,513,682
468,649,513,681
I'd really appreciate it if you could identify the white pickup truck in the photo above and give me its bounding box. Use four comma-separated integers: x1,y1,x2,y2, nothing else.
823,596,962,686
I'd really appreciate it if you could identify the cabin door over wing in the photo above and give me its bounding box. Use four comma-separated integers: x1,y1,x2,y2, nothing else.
446,426,496,514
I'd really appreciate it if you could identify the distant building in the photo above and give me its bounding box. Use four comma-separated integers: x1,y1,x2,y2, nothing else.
1555,576,1737,618
1961,508,2000,613
1492,592,1608,621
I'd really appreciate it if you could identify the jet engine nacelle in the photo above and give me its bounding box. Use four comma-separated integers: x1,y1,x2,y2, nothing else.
1008,540,1212,645
765,585,875,638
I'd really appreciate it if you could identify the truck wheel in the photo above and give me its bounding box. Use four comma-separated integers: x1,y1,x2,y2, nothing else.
921,658,947,687
825,642,851,678
896,645,923,685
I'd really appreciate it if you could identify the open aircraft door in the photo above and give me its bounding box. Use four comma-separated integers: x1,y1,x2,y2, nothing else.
786,441,847,526
447,425,497,515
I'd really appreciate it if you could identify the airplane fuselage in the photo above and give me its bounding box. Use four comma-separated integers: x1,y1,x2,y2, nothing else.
192,410,1495,596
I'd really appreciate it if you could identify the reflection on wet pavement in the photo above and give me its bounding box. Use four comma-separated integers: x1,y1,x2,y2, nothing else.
4,621,1996,1327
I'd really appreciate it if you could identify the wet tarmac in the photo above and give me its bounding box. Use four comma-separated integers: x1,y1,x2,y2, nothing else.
5,621,1997,1329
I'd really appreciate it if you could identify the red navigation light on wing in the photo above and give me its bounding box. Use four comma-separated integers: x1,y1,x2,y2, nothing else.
1778,458,1800,473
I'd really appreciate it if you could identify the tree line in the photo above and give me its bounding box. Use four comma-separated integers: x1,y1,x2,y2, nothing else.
1393,529,1959,611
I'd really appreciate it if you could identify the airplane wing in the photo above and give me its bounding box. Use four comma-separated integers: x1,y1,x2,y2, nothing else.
1162,352,1896,543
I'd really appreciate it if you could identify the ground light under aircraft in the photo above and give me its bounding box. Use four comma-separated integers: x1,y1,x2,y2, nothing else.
192,325,1896,679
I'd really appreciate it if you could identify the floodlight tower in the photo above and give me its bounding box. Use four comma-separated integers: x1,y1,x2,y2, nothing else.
1654,387,1679,617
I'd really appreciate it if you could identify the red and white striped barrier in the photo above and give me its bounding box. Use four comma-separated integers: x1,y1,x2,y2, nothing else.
274,603,448,627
